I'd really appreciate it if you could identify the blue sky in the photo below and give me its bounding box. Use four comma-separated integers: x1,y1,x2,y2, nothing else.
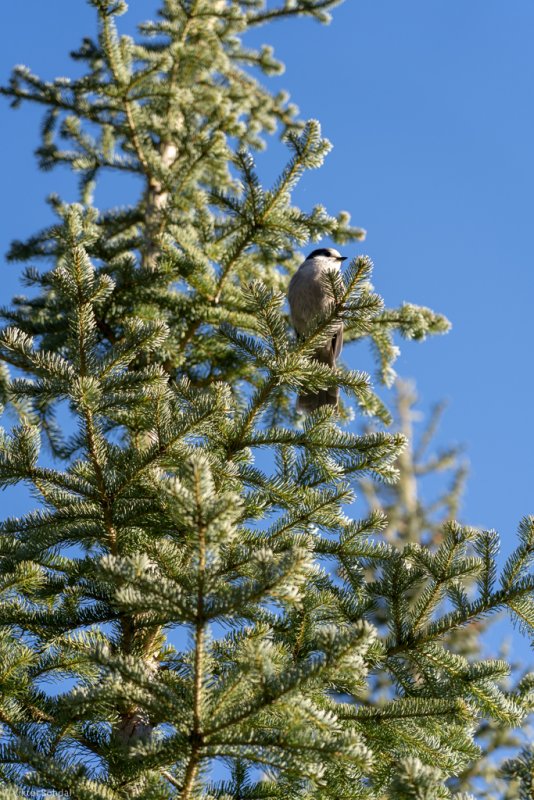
0,0,532,672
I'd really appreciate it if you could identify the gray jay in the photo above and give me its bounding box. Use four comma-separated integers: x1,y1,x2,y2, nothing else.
288,247,347,413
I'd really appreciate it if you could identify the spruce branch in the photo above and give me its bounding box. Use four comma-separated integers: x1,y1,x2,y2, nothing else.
247,0,344,26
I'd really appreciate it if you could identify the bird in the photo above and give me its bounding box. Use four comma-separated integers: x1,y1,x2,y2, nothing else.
288,246,347,413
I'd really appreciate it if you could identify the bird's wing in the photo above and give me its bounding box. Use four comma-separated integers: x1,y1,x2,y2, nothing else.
288,265,327,335
287,270,303,331
332,323,343,360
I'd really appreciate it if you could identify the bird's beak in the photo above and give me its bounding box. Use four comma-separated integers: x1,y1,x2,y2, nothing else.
339,256,348,262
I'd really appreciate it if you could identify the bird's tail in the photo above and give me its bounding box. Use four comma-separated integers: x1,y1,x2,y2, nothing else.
297,385,339,413
297,345,339,413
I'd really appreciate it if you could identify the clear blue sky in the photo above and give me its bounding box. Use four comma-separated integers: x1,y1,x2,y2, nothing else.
1,1,533,666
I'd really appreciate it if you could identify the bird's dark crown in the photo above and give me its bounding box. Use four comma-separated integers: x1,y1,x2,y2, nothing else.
307,247,344,260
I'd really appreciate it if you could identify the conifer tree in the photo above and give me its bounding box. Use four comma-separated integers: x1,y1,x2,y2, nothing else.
0,2,533,798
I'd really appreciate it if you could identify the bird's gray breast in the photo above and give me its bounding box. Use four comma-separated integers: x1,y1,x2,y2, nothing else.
288,261,336,336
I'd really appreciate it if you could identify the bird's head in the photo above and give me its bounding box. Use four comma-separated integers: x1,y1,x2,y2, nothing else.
306,247,347,268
